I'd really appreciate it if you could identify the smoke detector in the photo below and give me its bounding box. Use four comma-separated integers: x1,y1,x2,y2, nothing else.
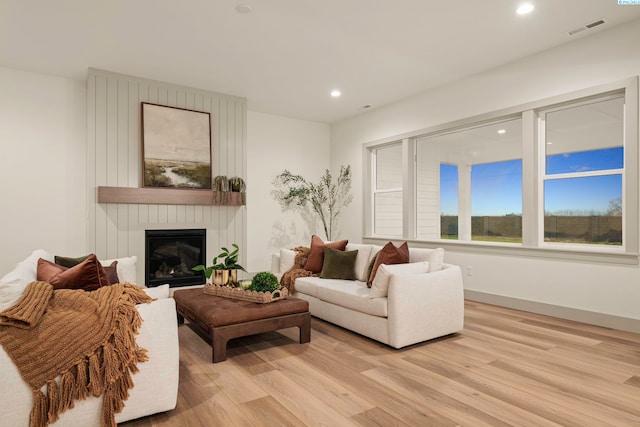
568,18,605,36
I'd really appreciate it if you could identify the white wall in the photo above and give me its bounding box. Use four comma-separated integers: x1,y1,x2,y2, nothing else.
331,19,640,326
247,111,330,272
0,67,86,274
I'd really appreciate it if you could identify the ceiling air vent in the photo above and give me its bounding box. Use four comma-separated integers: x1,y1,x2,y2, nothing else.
568,18,605,36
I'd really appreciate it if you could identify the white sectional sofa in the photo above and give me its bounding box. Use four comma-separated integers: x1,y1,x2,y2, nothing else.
272,243,464,349
0,250,179,426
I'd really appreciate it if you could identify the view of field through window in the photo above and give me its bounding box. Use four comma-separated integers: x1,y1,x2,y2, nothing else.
440,150,623,245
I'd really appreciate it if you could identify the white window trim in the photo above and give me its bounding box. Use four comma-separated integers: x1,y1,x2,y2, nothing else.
370,141,403,238
363,77,639,263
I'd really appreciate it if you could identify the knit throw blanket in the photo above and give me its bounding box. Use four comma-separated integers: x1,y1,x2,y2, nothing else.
279,246,315,292
0,281,153,427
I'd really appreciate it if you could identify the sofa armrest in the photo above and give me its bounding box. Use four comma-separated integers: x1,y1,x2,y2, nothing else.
116,297,179,422
386,264,464,348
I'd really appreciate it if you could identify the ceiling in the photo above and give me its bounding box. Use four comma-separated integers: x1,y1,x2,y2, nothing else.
2,1,640,124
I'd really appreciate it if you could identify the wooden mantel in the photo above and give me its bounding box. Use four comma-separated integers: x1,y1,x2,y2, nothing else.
97,186,246,206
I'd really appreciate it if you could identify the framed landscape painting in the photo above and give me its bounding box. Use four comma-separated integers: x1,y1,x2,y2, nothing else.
141,102,212,189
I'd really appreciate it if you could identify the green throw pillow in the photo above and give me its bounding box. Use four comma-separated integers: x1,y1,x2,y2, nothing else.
319,247,358,280
55,254,90,268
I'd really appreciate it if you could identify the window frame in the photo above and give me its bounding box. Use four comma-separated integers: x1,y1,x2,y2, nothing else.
537,93,626,250
369,141,404,238
363,77,639,264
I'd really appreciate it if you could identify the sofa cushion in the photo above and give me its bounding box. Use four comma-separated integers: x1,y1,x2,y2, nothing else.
0,250,54,311
294,276,322,298
37,255,110,291
279,249,297,273
305,235,348,273
367,241,409,287
100,256,137,284
345,243,373,282
370,261,429,298
0,279,28,311
320,248,358,280
409,247,445,272
0,249,54,285
143,284,170,299
314,279,387,317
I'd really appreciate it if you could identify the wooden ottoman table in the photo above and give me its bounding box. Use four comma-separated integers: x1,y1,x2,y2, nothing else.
173,288,311,362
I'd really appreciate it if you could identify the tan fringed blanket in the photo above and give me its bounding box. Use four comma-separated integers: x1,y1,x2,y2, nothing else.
0,281,153,427
280,246,315,292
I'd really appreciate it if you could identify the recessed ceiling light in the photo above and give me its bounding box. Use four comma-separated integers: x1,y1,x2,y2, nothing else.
516,3,534,15
547,141,553,145
331,89,341,97
497,129,506,135
236,4,252,14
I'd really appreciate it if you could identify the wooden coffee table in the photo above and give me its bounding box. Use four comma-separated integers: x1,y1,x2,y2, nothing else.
173,288,311,362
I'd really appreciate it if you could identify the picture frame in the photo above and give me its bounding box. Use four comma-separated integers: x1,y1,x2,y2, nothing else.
141,102,212,189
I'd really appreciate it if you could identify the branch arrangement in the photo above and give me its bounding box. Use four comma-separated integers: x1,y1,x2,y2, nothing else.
272,165,353,241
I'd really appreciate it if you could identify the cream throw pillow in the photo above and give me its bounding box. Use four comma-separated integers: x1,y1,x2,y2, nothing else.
100,256,137,284
345,243,373,282
409,248,445,272
369,261,429,298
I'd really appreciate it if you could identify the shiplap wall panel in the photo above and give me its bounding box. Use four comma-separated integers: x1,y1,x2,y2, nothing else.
87,69,247,284
95,76,108,257
86,76,97,253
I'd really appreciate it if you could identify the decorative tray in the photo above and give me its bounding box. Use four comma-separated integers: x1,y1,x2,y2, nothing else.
204,284,288,304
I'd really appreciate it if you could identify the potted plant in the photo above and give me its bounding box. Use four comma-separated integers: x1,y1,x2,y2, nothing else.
192,243,246,286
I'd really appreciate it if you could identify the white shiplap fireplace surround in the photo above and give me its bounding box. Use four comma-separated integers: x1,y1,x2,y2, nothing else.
86,68,247,284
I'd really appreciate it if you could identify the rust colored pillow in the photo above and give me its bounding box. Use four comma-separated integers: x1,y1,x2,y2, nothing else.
37,254,110,291
367,241,409,287
304,235,348,273
55,254,119,284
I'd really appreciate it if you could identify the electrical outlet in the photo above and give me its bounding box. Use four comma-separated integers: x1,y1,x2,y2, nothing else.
466,266,473,276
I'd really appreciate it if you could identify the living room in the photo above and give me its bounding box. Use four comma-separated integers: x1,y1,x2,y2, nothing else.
1,1,640,425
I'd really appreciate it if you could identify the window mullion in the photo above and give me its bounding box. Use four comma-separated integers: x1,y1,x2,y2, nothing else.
522,110,538,247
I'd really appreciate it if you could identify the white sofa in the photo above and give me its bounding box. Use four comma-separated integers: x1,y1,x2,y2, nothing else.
0,250,179,426
271,243,464,349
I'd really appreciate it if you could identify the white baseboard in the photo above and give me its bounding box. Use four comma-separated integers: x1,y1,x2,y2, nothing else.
465,290,640,334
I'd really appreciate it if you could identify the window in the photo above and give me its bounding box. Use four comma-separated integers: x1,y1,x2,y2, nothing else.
472,159,522,243
440,164,458,239
365,78,637,258
372,143,402,237
540,96,624,245
416,118,522,244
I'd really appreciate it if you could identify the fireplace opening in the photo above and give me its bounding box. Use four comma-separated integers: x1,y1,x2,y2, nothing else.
145,229,206,288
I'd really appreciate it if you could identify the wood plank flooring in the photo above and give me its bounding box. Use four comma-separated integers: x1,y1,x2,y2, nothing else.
122,301,640,426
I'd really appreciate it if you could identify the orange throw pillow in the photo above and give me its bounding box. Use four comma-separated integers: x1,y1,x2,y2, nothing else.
37,254,110,291
304,235,348,273
367,241,409,287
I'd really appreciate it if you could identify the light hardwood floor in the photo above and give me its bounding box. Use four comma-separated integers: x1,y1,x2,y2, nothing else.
122,301,640,426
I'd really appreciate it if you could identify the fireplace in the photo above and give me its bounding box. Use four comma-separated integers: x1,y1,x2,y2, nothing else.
145,229,206,288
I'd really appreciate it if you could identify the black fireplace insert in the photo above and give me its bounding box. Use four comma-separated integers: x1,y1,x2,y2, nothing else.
145,229,206,288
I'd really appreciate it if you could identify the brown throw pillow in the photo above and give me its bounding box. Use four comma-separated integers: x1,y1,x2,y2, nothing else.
304,235,348,273
319,248,358,280
38,254,110,291
367,242,409,287
365,253,378,285
55,254,119,284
